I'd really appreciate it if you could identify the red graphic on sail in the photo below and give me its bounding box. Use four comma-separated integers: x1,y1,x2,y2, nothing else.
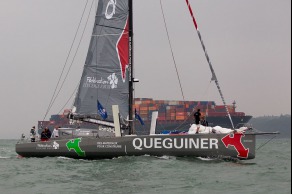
117,18,129,82
221,134,249,158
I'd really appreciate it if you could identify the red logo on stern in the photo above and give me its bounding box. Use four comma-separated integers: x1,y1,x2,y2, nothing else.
221,134,249,159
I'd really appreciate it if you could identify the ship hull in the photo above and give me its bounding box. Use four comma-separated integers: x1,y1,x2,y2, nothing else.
16,133,255,160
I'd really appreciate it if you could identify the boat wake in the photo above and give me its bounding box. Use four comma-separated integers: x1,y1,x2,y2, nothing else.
197,157,216,161
155,155,175,160
57,156,74,160
0,156,10,159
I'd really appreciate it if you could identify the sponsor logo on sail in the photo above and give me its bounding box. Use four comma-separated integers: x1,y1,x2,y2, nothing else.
132,137,219,150
108,73,118,89
84,73,118,89
105,0,117,19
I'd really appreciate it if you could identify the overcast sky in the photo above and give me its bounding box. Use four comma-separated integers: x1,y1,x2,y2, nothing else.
0,0,290,139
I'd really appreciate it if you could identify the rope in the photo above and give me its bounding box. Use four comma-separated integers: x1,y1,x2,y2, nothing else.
45,0,95,119
42,0,90,121
203,81,212,119
159,0,185,102
57,83,80,115
256,136,277,150
170,81,211,131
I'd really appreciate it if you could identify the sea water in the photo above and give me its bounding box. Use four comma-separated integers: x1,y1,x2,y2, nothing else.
0,138,290,194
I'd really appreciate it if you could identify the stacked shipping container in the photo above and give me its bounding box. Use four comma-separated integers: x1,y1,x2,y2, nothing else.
133,98,245,123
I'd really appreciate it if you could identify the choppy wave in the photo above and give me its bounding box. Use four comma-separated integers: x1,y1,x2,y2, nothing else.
0,156,10,159
57,156,73,160
0,139,291,194
197,156,215,161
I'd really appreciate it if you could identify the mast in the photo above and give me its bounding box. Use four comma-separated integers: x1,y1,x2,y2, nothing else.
129,0,134,134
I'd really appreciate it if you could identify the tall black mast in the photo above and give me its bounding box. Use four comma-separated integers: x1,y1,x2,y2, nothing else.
128,0,134,135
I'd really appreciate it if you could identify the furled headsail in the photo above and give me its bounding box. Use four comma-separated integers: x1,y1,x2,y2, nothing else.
73,0,130,125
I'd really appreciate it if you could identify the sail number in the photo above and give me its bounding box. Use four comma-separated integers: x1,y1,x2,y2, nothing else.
105,0,117,19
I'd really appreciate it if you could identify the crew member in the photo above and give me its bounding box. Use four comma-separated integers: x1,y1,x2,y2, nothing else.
30,126,36,142
51,126,59,138
41,127,51,141
200,116,209,127
194,109,201,134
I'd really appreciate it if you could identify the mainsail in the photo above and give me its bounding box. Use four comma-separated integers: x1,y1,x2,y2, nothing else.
73,0,130,124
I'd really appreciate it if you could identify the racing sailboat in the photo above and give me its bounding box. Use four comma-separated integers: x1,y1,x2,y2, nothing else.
16,0,258,160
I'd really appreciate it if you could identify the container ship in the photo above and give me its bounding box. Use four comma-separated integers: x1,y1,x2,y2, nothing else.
38,98,252,134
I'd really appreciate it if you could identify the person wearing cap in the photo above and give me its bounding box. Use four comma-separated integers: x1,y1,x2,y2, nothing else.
30,126,36,142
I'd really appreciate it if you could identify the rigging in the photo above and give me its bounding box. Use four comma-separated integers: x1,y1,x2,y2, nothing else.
43,0,95,121
159,0,186,102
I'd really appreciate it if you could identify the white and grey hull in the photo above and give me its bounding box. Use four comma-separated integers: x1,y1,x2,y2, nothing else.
16,134,256,160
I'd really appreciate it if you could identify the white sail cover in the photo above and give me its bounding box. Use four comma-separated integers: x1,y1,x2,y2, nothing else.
74,0,130,122
188,124,249,134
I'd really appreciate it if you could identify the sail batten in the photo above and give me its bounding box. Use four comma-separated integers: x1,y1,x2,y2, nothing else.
94,24,129,31
74,0,130,124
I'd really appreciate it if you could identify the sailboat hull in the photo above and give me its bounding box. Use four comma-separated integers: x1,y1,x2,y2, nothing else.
16,134,255,160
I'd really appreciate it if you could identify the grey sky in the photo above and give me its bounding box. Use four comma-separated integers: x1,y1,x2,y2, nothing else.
0,0,290,139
